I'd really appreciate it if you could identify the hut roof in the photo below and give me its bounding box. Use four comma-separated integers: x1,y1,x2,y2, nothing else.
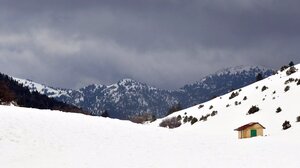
234,122,265,131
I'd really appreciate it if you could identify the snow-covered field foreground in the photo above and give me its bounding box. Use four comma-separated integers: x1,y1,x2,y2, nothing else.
1,105,300,168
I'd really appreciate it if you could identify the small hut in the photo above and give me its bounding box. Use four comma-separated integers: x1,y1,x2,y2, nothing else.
234,122,265,139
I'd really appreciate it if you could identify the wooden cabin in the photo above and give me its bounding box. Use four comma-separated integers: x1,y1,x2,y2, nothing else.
234,122,265,139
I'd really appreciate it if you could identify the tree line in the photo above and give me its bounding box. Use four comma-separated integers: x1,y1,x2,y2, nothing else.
0,73,87,114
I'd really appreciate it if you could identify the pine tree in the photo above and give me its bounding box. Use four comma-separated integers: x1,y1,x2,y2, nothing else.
167,103,182,116
289,61,294,67
101,110,110,118
256,73,263,81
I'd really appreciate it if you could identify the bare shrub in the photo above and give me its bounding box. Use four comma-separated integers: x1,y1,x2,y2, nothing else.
159,117,181,129
177,115,182,121
284,86,290,92
198,104,204,109
282,120,291,130
199,115,205,121
247,106,259,115
191,117,198,125
200,114,210,121
229,92,239,99
130,113,156,124
211,111,218,116
261,86,268,92
183,116,188,123
286,66,297,76
276,107,282,113
285,78,295,84
296,116,300,122
280,65,289,72
188,116,193,122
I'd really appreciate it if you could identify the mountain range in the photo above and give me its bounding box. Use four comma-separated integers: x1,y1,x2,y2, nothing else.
13,65,273,119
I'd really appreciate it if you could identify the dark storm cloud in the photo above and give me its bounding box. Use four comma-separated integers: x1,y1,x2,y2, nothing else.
0,0,300,89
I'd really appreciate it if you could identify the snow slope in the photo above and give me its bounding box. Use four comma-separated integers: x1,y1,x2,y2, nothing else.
1,105,300,168
1,65,299,168
155,64,300,137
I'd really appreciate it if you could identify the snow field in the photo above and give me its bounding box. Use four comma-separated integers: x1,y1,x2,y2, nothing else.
1,64,300,167
1,105,300,168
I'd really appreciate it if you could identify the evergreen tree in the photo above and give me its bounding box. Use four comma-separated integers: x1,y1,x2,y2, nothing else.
167,103,182,116
101,110,110,118
289,61,294,67
0,72,85,114
256,73,263,81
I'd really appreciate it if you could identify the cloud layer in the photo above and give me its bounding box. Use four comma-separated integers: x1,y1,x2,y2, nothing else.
0,0,299,89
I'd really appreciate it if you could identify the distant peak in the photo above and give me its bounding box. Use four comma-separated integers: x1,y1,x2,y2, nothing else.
94,83,106,88
213,65,272,76
119,78,136,83
217,65,268,73
81,83,106,90
117,78,141,86
184,65,273,87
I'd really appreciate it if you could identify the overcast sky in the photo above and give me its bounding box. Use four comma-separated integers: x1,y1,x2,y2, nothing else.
0,0,299,89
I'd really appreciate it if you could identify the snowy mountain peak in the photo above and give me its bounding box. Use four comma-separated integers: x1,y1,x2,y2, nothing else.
113,78,158,91
12,77,71,98
119,78,137,83
80,84,106,91
190,65,271,85
117,78,141,87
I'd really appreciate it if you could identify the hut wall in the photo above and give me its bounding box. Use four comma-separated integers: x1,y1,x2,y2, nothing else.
238,123,264,139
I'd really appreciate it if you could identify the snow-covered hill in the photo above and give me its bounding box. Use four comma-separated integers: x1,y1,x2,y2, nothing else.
155,64,300,138
1,66,300,168
13,77,72,98
179,65,273,107
12,65,273,119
